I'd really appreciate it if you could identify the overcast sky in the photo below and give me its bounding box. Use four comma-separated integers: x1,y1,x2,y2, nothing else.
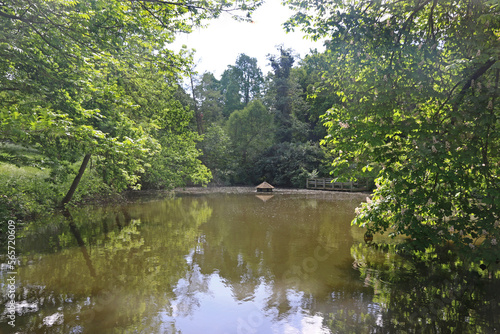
171,0,325,78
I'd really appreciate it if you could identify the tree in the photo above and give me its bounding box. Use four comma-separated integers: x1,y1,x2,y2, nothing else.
189,71,205,135
198,124,233,185
142,131,211,189
226,100,274,182
220,68,245,116
196,72,225,125
253,141,326,187
285,0,500,260
294,51,336,142
0,0,261,207
234,54,264,105
268,47,296,143
220,53,263,116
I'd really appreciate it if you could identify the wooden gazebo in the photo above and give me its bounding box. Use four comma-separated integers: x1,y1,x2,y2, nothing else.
256,181,274,193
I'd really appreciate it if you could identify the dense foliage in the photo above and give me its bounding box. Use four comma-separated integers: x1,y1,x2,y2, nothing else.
189,48,331,187
2,3,500,332
0,0,332,224
285,0,500,260
3,0,498,265
0,0,262,220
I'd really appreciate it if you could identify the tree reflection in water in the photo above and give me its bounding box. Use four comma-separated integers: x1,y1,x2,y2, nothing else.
0,192,499,333
348,243,500,333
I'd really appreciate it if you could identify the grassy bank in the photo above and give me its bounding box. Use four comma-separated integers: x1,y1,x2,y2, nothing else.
0,160,115,224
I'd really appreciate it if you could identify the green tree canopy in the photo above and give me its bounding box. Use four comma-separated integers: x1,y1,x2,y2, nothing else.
220,53,263,116
194,72,225,124
226,100,274,182
286,0,500,260
0,0,261,206
234,53,264,105
268,47,295,143
198,124,233,185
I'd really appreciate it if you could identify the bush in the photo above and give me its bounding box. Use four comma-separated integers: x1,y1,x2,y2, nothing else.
0,161,117,222
0,164,56,222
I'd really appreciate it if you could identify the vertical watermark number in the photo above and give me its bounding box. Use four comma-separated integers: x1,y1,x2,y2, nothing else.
5,220,17,327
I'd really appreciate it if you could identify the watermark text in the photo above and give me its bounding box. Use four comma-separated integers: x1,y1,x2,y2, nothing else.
5,220,17,327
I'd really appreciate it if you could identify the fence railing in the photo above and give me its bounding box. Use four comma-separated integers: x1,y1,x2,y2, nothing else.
306,178,372,192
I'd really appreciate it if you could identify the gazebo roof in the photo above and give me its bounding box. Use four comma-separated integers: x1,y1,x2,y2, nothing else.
256,181,274,189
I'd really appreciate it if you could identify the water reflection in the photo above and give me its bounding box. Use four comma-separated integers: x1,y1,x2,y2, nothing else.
0,192,499,333
255,195,274,202
350,243,500,333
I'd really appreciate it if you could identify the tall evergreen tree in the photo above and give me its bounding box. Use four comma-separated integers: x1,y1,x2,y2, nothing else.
220,53,263,116
235,54,264,105
268,47,295,143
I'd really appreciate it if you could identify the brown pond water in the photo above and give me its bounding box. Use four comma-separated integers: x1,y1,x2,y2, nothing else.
1,189,499,333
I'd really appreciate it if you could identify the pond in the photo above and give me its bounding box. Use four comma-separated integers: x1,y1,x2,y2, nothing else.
1,189,499,333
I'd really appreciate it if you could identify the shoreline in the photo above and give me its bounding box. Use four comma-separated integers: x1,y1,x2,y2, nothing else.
172,186,370,197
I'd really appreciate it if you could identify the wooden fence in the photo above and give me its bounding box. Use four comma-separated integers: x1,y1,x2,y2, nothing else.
306,178,372,192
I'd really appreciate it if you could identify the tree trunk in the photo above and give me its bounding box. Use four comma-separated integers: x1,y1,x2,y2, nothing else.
189,73,204,135
60,153,91,207
63,209,96,277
